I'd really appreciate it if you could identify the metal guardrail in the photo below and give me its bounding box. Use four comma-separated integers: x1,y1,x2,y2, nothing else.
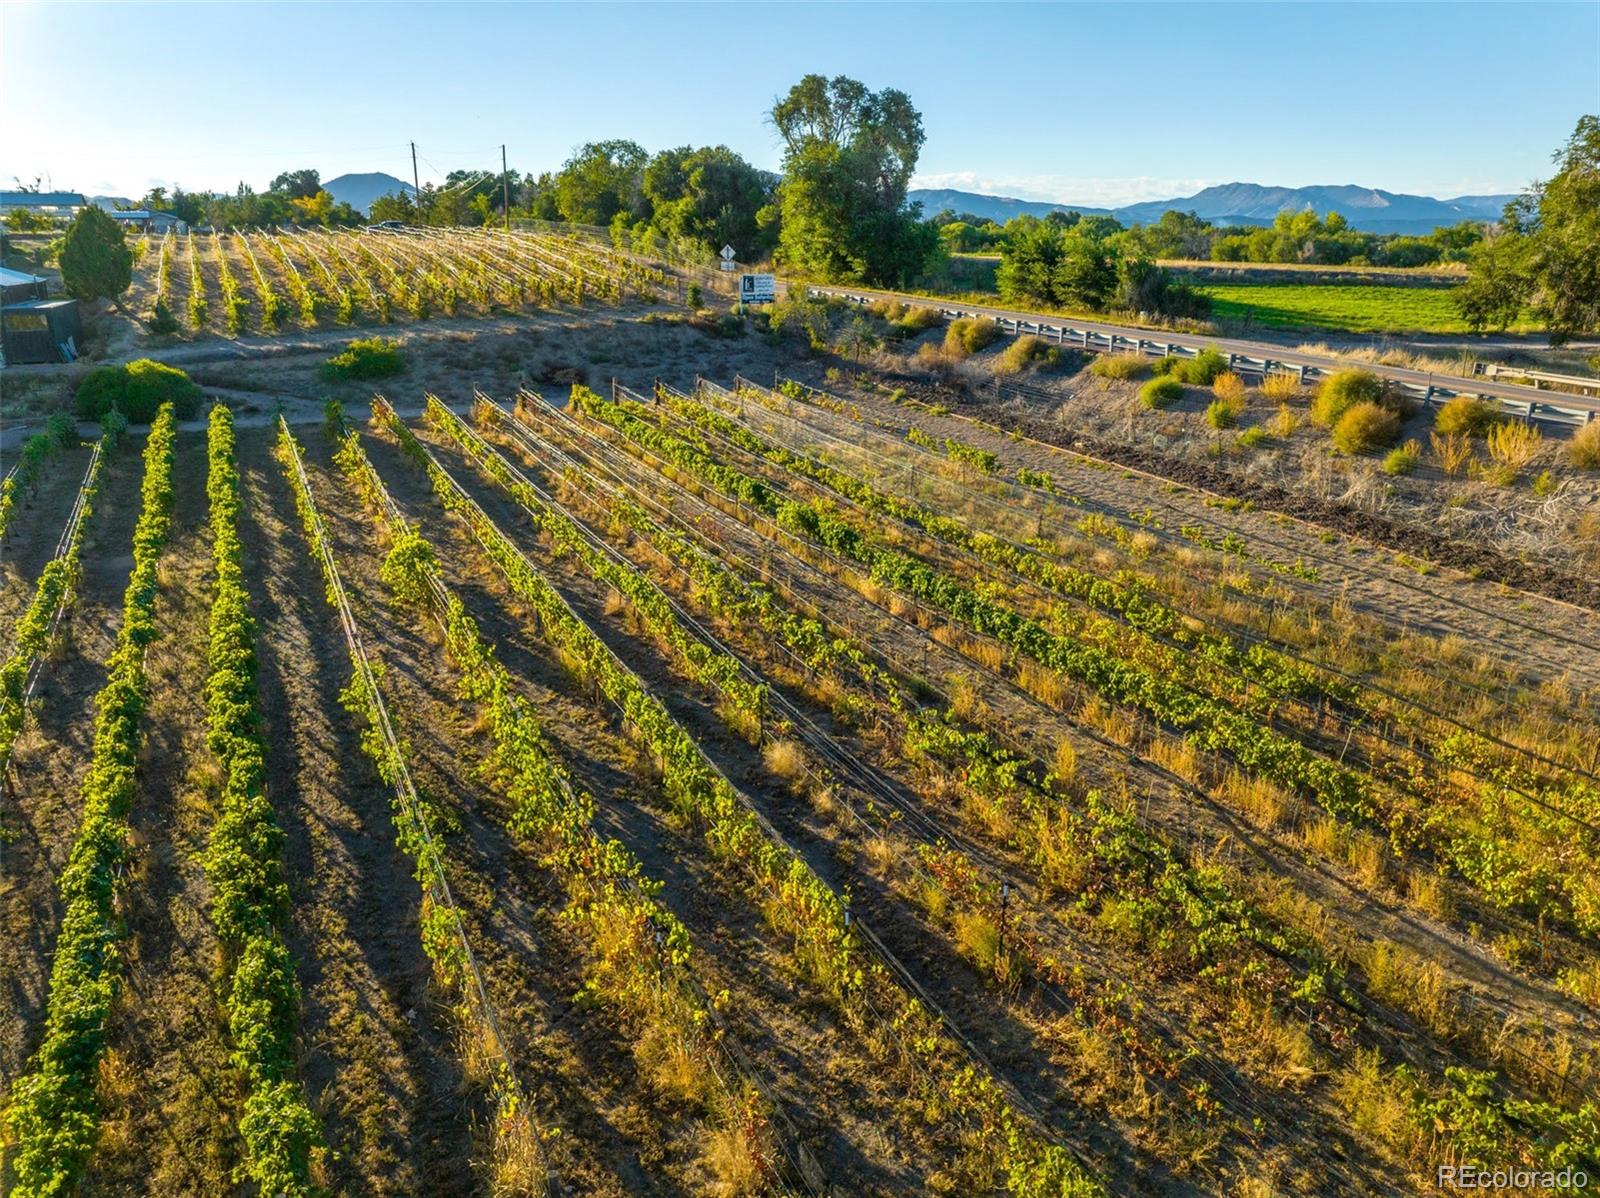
1475,361,1600,396
809,285,1600,428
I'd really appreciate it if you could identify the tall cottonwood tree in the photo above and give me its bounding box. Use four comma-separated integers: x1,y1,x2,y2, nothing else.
768,74,938,286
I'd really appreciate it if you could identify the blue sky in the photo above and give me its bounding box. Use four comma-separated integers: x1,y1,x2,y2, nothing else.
3,2,1594,204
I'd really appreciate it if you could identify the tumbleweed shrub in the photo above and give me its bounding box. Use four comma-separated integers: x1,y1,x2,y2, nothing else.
944,317,1003,357
1311,369,1384,427
320,336,407,381
1261,371,1302,402
995,335,1061,375
1211,371,1246,406
1331,401,1401,455
1567,419,1600,469
896,305,945,335
1206,399,1240,429
1139,376,1184,409
1090,353,1150,381
1383,440,1422,475
1177,347,1229,385
1484,420,1542,484
1432,396,1499,438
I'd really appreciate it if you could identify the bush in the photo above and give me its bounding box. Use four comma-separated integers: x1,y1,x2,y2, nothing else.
944,318,1002,357
995,335,1061,375
1211,371,1246,405
686,283,702,308
147,300,179,335
320,336,407,381
1139,377,1184,409
1331,401,1401,454
1383,440,1422,475
1568,419,1600,469
1177,348,1229,385
1433,396,1499,438
1261,371,1302,402
1312,369,1385,426
897,306,944,335
1206,399,1240,429
1484,420,1542,482
1090,353,1149,380
1236,426,1267,449
75,358,203,423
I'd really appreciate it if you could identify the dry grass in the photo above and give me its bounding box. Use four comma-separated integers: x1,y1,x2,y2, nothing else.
761,737,807,782
1429,431,1476,477
1333,1049,1424,1162
1222,998,1318,1089
1484,420,1542,480
1568,419,1600,469
1269,404,1300,438
1018,659,1068,708
1261,371,1303,403
1090,352,1150,380
703,1092,778,1198
1051,739,1077,786
1212,371,1247,406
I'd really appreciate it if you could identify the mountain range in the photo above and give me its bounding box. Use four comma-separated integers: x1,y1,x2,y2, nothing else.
324,172,415,215
907,183,1517,235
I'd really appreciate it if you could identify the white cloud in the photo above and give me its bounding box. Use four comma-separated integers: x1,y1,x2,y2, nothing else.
910,172,1228,208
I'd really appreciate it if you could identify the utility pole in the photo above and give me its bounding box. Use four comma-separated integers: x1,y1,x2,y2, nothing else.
410,141,421,223
501,144,510,233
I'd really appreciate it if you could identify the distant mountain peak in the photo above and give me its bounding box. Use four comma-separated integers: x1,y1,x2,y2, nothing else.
909,182,1515,234
323,171,415,216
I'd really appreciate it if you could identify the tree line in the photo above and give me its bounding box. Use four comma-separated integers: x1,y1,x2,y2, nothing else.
935,207,1488,269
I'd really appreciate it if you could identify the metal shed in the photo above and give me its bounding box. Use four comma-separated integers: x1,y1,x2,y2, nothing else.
0,268,81,365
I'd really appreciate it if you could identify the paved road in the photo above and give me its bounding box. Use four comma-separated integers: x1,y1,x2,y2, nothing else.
808,284,1600,423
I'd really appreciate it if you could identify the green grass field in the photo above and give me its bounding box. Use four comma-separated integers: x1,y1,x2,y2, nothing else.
1198,282,1537,335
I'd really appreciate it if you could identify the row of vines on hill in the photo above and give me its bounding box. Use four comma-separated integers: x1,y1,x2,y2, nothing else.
373,398,1103,1197
202,405,322,1193
4,405,177,1197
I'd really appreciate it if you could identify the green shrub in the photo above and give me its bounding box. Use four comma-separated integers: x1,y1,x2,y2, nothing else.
1383,439,1422,475
1331,401,1401,454
1090,353,1149,380
897,306,944,334
686,283,702,308
944,318,1002,357
1311,369,1384,426
147,300,179,335
1206,399,1239,429
995,335,1061,375
1151,355,1182,376
320,336,407,381
1432,396,1499,438
1139,377,1184,409
1236,426,1267,449
75,358,203,423
1177,348,1229,385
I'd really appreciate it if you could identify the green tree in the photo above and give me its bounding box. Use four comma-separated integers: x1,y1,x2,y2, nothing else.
269,169,321,199
369,190,417,223
555,140,648,227
634,145,775,260
1517,115,1600,344
769,74,937,285
1457,116,1599,342
59,205,133,306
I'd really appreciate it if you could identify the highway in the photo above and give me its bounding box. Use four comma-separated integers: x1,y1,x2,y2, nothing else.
806,284,1600,426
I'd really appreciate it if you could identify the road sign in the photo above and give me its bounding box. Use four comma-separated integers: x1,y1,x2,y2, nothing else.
739,273,775,304
719,244,736,261
719,260,735,272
